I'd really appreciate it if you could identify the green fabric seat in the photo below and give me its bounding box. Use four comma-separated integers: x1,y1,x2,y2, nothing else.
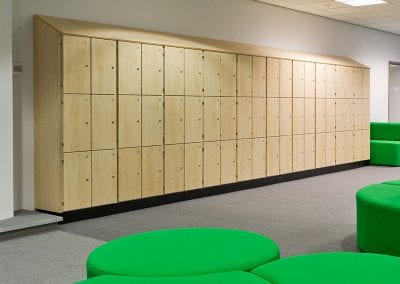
86,228,280,278
77,271,270,284
356,183,400,256
251,252,400,284
382,179,400,186
370,140,400,166
370,122,400,141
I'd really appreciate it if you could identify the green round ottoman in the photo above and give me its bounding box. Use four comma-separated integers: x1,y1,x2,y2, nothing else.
87,228,280,278
251,252,400,284
356,183,400,256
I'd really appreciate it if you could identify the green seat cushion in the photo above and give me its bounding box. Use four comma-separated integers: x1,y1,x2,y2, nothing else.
370,140,400,166
251,252,400,284
87,228,280,278
371,122,400,141
383,179,400,186
77,271,270,284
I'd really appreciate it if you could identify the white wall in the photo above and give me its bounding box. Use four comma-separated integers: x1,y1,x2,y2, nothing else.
0,0,14,220
12,0,400,210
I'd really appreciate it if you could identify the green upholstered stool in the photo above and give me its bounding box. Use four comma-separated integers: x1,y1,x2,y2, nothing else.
356,183,400,256
251,252,400,284
383,179,400,186
86,228,280,278
370,140,400,166
77,271,270,284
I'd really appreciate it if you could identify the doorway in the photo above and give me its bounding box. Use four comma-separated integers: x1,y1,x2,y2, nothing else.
389,62,400,122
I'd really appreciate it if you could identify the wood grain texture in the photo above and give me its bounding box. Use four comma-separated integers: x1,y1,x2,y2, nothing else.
118,147,141,201
142,44,164,96
118,95,141,148
92,95,117,150
91,38,116,94
221,140,237,184
185,143,203,190
237,139,253,181
165,96,184,144
92,149,117,206
204,141,221,187
118,41,141,94
142,146,163,197
165,46,184,96
164,144,185,194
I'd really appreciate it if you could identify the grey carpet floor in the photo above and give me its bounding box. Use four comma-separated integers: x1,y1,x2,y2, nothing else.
1,165,400,283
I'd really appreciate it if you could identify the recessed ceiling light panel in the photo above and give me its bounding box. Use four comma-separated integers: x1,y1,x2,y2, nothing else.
335,0,387,6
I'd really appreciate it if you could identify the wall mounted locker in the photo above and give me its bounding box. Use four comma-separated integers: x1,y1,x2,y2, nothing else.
92,149,117,206
204,51,221,97
344,100,354,131
185,143,203,190
253,98,267,138
280,98,292,136
237,97,253,139
164,144,185,194
353,99,363,130
267,136,279,176
315,99,326,133
293,61,305,98
335,131,345,165
63,151,91,211
91,38,116,94
315,133,326,168
315,63,326,99
325,99,336,133
142,96,163,146
280,59,292,98
344,131,354,163
185,49,204,96
363,69,370,98
280,135,292,174
118,41,141,95
165,96,184,144
221,97,237,140
237,55,252,97
352,68,363,98
92,95,117,150
363,99,370,130
362,129,370,160
118,147,141,202
353,131,363,162
293,98,305,135
142,44,164,96
185,96,203,143
325,132,336,166
305,134,316,170
62,94,91,152
142,146,163,197
204,141,221,187
325,64,336,99
305,98,315,134
335,99,346,132
344,67,353,98
335,65,346,98
252,138,266,179
221,140,237,184
253,56,266,97
267,58,280,98
118,95,141,148
62,35,90,94
293,135,305,172
220,53,236,97
305,62,316,98
204,97,221,141
237,139,253,181
165,46,184,96
267,98,280,137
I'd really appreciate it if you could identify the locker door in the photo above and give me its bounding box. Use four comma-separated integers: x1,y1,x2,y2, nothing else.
204,141,221,187
335,99,345,132
335,132,345,165
353,99,363,130
267,136,279,176
63,151,91,211
280,135,292,174
293,98,305,135
185,49,203,96
237,139,252,181
305,134,316,170
352,68,363,98
267,58,280,98
185,96,203,143
185,143,203,190
118,95,141,148
305,99,315,134
280,59,292,98
221,140,237,184
63,35,90,94
221,53,236,97
267,98,279,137
92,149,117,206
118,147,141,201
253,56,266,97
165,96,184,144
92,95,117,150
204,51,221,97
253,98,267,138
165,46,184,96
118,41,141,95
293,61,305,98
344,67,353,98
344,131,354,163
345,100,354,131
142,96,163,146
316,63,326,98
142,44,164,96
237,97,253,139
326,132,336,166
293,135,305,172
204,97,221,141
221,97,236,140
91,38,116,94
253,138,266,179
280,98,292,136
325,64,336,99
363,69,370,98
363,129,370,160
164,144,184,194
63,95,91,152
305,62,316,98
142,146,163,197
326,99,336,133
316,133,326,168
335,66,346,98
353,131,363,162
363,99,370,130
316,99,326,133
237,55,252,97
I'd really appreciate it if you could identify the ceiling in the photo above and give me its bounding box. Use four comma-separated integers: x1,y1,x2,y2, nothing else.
257,0,400,35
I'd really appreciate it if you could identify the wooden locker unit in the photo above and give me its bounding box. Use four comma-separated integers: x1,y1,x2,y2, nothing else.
267,58,280,98
165,96,184,144
315,63,326,98
237,97,253,139
185,143,203,190
221,97,237,140
280,59,292,98
344,67,353,98
344,131,354,163
118,95,141,148
142,44,164,96
305,62,316,98
293,135,305,172
220,53,236,97
237,139,253,181
335,131,345,165
363,69,370,98
92,38,116,94
92,95,117,150
185,49,204,96
352,68,363,98
362,129,370,160
326,132,336,166
353,99,363,130
335,66,346,98
92,150,117,206
353,131,363,162
363,99,370,130
185,96,203,143
316,99,326,133
315,133,326,168
280,135,292,174
118,41,141,95
267,136,279,176
253,56,266,97
204,97,221,141
325,99,336,133
293,98,305,135
253,98,267,138
221,140,237,184
164,144,185,194
252,138,266,179
204,141,221,187
267,98,280,137
335,99,345,132
237,55,253,97
165,46,184,96
325,64,336,99
305,99,315,134
142,96,163,146
293,61,305,98
204,51,221,97
142,146,163,197
280,98,292,136
305,134,316,170
118,147,141,201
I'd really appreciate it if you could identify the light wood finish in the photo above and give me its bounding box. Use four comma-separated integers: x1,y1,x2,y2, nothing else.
92,150,117,206
253,98,267,138
363,69,370,98
185,49,203,96
165,96,184,144
363,129,370,160
325,99,335,133
267,58,280,98
280,98,292,136
221,140,237,184
142,44,164,96
185,143,203,190
63,152,91,211
352,68,363,98
305,62,316,98
185,96,203,143
335,131,345,165
305,134,316,170
363,99,370,130
63,35,90,94
204,51,221,97
325,64,336,99
335,65,345,98
118,95,141,148
326,132,336,166
142,96,163,146
253,56,266,97
293,98,305,135
91,38,116,94
204,141,221,187
353,99,363,130
63,94,91,152
220,53,236,97
267,136,279,176
267,98,279,137
316,133,326,168
165,46,184,96
237,55,253,97
237,97,253,139
92,95,117,150
316,99,326,133
118,147,141,201
204,97,221,141
164,144,184,193
305,99,315,134
293,61,305,98
280,59,292,98
253,138,266,179
316,63,326,98
345,131,354,163
237,139,253,181
118,41,141,95
293,135,305,172
221,97,236,140
142,146,163,197
280,135,292,174
354,130,363,161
